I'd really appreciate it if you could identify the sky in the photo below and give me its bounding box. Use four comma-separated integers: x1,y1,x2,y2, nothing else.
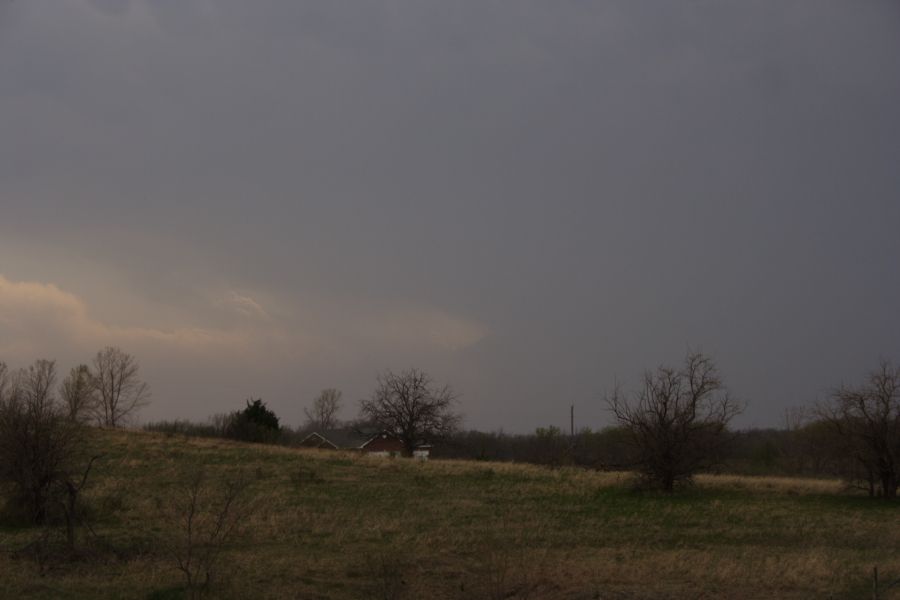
1,0,899,432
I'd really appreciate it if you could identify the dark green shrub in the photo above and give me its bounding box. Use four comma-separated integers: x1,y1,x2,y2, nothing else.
223,398,280,444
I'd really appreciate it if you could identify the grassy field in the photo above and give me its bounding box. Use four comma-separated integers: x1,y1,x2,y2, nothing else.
1,429,898,599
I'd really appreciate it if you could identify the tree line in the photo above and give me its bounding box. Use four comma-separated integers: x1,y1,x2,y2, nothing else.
436,352,900,499
0,346,149,542
149,352,900,499
2,346,897,597
149,368,461,458
5,344,897,502
148,351,900,499
1,347,150,429
0,348,256,596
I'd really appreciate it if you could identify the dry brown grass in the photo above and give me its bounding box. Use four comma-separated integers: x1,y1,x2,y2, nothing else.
0,428,897,599
695,473,844,495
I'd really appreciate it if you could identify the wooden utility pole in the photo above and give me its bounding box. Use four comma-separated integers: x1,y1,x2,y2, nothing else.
570,404,574,437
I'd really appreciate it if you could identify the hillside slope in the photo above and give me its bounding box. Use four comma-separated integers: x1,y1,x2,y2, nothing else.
0,429,896,599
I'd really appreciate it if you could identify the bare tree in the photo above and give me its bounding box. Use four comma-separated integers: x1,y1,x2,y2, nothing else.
359,368,460,456
818,360,900,500
0,359,95,532
60,364,97,423
777,407,845,477
58,454,103,552
25,359,58,414
160,468,254,598
304,388,342,430
92,347,150,427
0,360,67,521
606,351,743,492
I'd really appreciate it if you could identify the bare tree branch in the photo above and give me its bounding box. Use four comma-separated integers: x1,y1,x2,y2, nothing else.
817,360,900,499
160,468,255,598
60,364,97,424
359,368,461,456
606,351,743,492
92,347,150,428
304,388,342,430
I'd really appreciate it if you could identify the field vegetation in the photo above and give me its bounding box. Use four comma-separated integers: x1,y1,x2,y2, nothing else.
1,428,898,599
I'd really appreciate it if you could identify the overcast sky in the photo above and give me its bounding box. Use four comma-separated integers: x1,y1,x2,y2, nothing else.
1,0,899,432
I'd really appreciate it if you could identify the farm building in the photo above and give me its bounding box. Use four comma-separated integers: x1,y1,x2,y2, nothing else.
299,429,432,460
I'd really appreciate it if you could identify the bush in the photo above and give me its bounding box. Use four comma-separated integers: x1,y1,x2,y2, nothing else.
0,360,98,553
224,398,281,444
157,467,254,598
0,361,79,521
607,351,743,492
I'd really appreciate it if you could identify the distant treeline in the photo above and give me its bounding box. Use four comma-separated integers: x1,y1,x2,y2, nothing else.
431,423,852,479
144,417,856,482
143,355,900,499
144,416,311,445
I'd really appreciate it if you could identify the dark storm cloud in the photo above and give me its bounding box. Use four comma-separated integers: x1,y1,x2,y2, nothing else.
1,0,898,430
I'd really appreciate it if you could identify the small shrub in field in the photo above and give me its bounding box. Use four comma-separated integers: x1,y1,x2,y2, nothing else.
157,468,255,598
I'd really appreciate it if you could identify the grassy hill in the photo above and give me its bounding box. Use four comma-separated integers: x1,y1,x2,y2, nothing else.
1,429,897,599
